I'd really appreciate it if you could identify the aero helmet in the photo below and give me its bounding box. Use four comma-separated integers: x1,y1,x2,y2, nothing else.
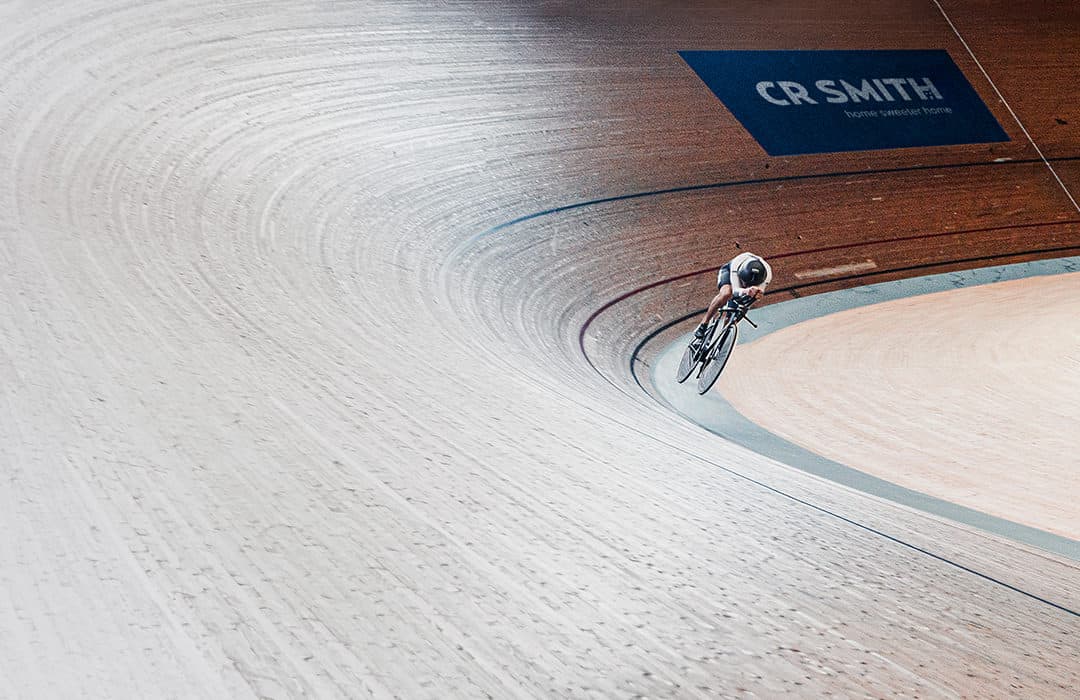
737,257,767,287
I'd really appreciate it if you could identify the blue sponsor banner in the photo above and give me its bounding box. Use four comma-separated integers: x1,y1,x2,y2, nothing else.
679,50,1010,155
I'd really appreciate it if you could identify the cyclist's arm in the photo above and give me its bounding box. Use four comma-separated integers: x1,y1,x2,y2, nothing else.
732,282,765,305
728,271,746,296
738,285,764,302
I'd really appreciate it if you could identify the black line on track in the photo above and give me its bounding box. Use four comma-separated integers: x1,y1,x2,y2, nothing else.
481,155,1080,237
546,316,1080,619
663,430,1080,619
585,229,1080,390
614,250,1080,619
469,160,1080,619
627,241,1080,394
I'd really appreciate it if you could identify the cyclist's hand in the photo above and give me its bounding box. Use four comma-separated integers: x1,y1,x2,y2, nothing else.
744,286,763,299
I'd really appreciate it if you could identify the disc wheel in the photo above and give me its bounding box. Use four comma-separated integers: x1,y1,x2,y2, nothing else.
696,323,738,395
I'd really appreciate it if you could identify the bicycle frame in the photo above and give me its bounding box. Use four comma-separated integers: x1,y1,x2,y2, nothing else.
676,296,760,387
703,297,757,352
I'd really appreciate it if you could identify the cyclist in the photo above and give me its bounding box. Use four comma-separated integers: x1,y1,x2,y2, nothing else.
693,252,773,342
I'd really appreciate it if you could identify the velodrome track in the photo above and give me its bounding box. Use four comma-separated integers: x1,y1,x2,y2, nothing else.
1,1,1078,697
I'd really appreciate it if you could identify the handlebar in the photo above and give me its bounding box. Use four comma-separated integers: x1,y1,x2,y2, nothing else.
723,295,758,328
724,295,756,311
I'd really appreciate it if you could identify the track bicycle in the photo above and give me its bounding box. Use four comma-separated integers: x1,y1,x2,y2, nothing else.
675,296,758,395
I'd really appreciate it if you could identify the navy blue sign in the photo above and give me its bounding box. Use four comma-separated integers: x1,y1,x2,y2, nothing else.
679,50,1009,155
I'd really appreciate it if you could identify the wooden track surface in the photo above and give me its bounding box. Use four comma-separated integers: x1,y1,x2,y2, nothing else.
1,1,1077,697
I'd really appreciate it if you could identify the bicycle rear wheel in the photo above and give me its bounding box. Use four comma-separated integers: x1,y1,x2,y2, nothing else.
696,323,738,395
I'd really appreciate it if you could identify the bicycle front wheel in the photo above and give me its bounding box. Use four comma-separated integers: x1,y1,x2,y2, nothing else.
696,323,738,395
675,341,699,383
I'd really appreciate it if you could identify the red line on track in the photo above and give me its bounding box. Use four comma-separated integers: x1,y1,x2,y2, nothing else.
577,219,1080,372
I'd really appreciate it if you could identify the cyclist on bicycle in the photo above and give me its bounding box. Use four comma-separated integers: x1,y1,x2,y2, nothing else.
693,252,773,341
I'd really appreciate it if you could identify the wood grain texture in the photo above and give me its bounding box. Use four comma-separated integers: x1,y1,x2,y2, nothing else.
0,1,1077,698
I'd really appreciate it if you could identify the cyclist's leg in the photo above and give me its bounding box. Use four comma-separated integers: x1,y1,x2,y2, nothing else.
696,264,734,336
697,284,734,334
